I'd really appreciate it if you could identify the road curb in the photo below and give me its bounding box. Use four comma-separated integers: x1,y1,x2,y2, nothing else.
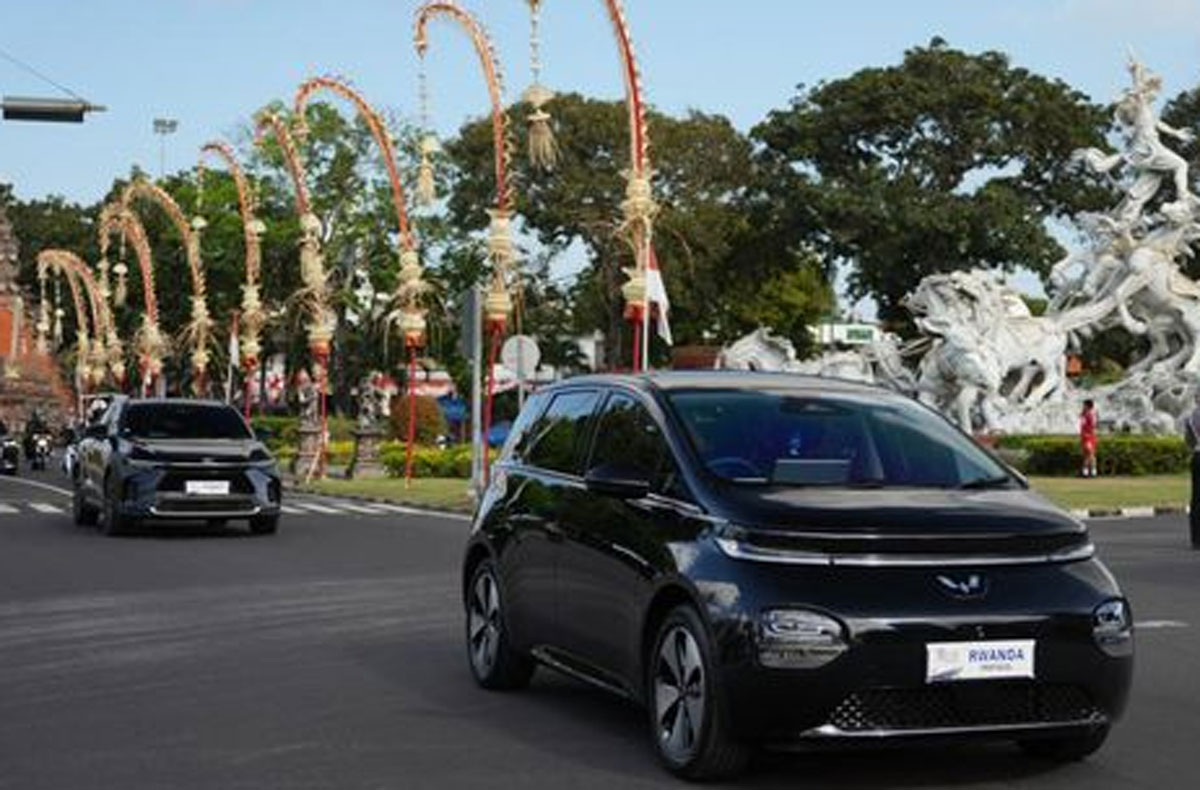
288,484,473,522
1069,505,1188,520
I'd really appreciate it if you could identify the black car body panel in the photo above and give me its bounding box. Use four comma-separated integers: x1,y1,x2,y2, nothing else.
464,372,1133,750
74,397,282,524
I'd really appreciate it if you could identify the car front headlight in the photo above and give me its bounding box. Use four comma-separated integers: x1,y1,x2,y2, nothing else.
1093,599,1133,657
758,609,848,669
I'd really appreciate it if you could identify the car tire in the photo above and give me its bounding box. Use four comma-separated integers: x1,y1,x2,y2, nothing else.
72,486,98,527
100,474,133,536
1018,726,1110,762
647,605,750,781
465,560,534,690
249,515,279,535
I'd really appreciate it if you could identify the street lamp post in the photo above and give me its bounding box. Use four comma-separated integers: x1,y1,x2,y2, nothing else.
152,117,178,179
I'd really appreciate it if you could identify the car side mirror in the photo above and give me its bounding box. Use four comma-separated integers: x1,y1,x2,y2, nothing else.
85,424,107,440
585,464,651,500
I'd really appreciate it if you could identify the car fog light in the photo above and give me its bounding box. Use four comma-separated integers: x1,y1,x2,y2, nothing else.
1093,599,1133,657
758,609,848,669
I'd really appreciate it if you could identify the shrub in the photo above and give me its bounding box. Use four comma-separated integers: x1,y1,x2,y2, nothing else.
998,435,1189,476
379,444,499,479
389,394,448,444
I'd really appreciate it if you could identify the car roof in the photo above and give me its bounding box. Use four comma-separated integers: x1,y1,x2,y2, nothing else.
540,370,891,397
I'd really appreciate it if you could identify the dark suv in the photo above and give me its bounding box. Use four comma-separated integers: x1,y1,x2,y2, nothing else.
73,397,282,535
461,372,1132,780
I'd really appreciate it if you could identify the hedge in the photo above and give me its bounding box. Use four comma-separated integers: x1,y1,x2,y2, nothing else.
993,435,1189,476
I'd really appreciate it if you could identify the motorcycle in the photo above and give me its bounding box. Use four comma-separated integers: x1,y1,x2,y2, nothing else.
30,432,52,471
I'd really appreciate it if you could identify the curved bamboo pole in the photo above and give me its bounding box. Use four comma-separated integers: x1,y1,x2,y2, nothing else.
534,0,658,371
38,250,113,388
254,109,334,480
293,76,431,483
37,251,94,395
121,179,212,393
99,205,166,394
415,0,516,484
200,140,268,415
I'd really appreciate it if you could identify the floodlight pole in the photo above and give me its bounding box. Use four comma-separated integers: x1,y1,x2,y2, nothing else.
153,117,178,179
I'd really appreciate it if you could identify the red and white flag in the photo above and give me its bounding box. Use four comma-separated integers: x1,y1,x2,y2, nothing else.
645,247,672,345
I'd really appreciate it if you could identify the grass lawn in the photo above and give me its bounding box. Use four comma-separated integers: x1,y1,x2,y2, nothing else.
297,477,475,513
1029,475,1189,511
297,474,1190,515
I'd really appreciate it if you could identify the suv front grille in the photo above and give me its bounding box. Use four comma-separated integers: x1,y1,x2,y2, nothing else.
828,683,1099,732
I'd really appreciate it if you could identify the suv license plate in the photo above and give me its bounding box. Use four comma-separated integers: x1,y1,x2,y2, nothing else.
926,640,1035,683
185,480,230,496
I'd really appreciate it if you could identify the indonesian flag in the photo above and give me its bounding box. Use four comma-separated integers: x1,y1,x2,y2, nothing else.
646,247,673,345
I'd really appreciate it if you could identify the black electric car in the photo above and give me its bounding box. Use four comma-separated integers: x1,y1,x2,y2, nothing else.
72,397,282,535
461,372,1133,780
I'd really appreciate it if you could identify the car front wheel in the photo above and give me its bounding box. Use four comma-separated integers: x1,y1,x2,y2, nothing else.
100,474,134,536
249,515,279,535
465,560,534,690
72,485,98,526
647,605,749,780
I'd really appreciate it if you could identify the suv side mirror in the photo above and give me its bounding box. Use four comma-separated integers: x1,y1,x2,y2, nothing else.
85,423,107,440
585,464,651,500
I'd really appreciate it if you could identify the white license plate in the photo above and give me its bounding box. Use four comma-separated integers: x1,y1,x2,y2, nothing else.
926,640,1035,683
185,480,230,496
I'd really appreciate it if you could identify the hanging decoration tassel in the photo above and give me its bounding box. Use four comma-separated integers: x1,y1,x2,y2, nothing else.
113,261,129,308
417,135,439,207
524,0,559,170
52,273,64,347
35,267,50,354
415,61,438,207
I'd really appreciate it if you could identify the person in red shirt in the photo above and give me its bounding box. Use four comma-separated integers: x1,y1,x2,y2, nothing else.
1080,399,1098,478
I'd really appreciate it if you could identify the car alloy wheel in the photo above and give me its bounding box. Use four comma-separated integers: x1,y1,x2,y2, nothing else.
647,606,749,780
654,625,706,763
464,561,534,690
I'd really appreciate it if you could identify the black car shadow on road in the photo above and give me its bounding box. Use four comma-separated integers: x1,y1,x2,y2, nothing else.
87,520,262,540
348,625,1078,788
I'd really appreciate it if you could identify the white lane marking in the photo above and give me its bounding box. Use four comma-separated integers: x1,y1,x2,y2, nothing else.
333,502,388,515
0,503,17,514
0,475,72,498
279,505,305,515
1138,620,1188,630
1120,506,1156,519
289,502,342,515
29,503,64,514
370,502,472,521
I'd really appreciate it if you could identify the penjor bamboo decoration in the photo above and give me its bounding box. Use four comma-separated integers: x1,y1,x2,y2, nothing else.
121,179,213,394
293,75,429,483
416,0,518,483
99,205,164,394
200,140,269,418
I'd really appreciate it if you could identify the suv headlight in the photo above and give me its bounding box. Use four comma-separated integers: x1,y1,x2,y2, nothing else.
758,609,848,669
1093,599,1133,657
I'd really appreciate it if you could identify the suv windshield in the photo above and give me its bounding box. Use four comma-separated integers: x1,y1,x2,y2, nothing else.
666,389,1011,489
119,403,252,441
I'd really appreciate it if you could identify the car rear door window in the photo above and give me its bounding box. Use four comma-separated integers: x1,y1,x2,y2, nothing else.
523,390,600,475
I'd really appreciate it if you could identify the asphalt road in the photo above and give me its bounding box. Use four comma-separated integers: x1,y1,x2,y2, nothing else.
0,466,1197,790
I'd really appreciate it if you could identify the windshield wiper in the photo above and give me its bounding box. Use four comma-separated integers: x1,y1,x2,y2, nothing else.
959,474,1013,490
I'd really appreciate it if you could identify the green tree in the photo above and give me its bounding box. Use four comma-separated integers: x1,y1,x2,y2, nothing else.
445,94,831,364
753,39,1112,323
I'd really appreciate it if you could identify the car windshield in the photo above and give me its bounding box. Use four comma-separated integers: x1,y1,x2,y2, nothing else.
666,389,1011,488
119,403,252,441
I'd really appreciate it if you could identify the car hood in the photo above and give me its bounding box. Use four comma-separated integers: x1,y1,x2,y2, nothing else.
130,439,266,463
712,485,1088,557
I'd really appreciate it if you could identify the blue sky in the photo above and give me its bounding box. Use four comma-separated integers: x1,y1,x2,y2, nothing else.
3,0,1200,309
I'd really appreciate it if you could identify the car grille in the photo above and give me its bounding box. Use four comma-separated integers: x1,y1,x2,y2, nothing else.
827,683,1099,732
153,496,258,514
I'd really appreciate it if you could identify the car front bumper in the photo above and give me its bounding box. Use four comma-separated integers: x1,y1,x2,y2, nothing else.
115,462,282,521
697,555,1133,743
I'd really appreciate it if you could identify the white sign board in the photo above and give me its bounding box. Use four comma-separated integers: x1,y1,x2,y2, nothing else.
501,335,541,380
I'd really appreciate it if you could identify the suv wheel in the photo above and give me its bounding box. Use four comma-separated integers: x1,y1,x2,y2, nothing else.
1019,726,1110,762
465,560,534,690
100,474,133,536
647,605,750,780
72,485,98,526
